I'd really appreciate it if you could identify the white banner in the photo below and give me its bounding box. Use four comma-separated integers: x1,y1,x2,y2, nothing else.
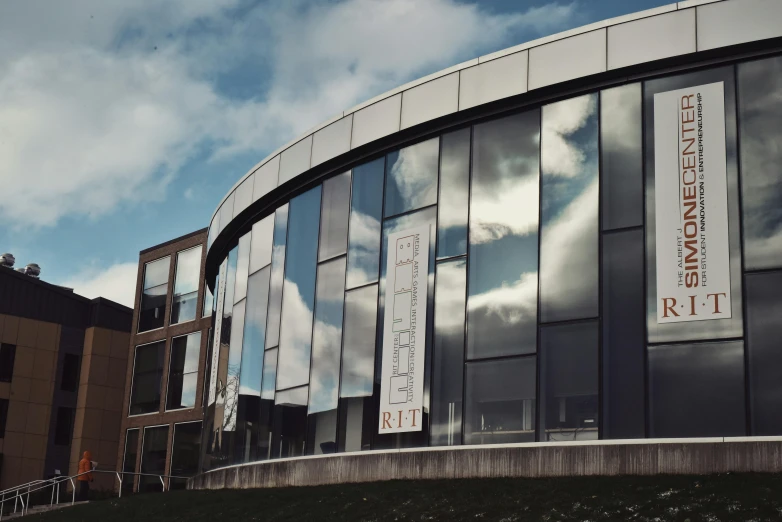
654,81,731,323
208,261,227,405
378,225,430,434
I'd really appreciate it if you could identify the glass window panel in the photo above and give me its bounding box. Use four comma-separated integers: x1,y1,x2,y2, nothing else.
202,282,213,318
224,299,246,431
602,229,646,439
437,128,470,259
266,204,289,349
239,267,271,397
468,111,540,359
171,291,198,326
129,341,165,415
337,396,374,452
256,348,278,462
277,186,322,390
213,246,238,450
166,332,201,411
234,232,252,304
319,171,352,261
340,285,378,398
431,258,466,447
464,357,536,445
0,343,16,382
272,385,308,458
0,398,7,438
540,93,599,323
60,353,80,392
54,407,74,446
172,247,202,306
738,56,782,270
644,66,743,343
346,159,384,289
746,271,782,435
649,341,745,438
540,321,599,442
249,214,275,275
121,428,139,493
143,256,170,289
139,270,168,334
384,137,439,218
261,348,278,400
307,409,338,455
139,425,169,492
169,422,202,490
601,83,643,230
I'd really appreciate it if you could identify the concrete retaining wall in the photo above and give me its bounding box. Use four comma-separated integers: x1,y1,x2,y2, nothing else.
189,437,782,490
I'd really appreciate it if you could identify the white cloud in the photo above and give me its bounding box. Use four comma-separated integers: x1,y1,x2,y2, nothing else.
61,261,138,307
541,94,597,178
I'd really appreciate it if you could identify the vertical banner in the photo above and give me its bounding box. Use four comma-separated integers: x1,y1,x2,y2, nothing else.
208,261,227,405
378,225,430,434
654,81,731,323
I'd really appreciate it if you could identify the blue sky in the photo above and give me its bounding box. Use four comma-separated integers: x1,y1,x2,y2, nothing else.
0,0,670,306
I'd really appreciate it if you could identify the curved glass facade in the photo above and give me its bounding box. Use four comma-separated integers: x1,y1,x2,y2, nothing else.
201,54,782,470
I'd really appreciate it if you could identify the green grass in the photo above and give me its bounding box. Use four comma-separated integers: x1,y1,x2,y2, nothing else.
17,473,782,521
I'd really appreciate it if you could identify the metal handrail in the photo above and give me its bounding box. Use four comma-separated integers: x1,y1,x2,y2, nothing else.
0,470,190,520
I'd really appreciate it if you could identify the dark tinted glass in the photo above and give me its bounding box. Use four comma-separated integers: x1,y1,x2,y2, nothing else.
601,83,643,230
139,425,169,492
234,232,252,304
384,137,439,218
431,258,466,447
465,357,536,445
249,215,275,275
278,186,322,390
171,246,202,324
468,111,540,359
139,256,170,332
0,398,7,438
60,353,80,392
346,158,384,289
122,428,139,493
437,129,470,259
129,341,165,415
224,299,246,432
272,385,308,458
0,343,16,382
166,332,201,410
169,422,202,490
746,271,782,434
307,409,338,455
337,396,374,452
540,94,599,323
340,285,378,398
540,321,599,441
319,171,352,261
266,204,289,349
648,341,745,437
602,229,646,439
738,56,782,270
257,348,278,461
54,407,74,446
644,66,743,343
239,267,271,397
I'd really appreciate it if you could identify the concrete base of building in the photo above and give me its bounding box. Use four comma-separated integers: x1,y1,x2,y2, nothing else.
189,437,782,490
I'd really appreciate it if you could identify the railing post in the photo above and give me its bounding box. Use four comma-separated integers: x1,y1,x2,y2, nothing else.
116,473,122,499
159,476,165,492
25,485,30,515
69,478,75,506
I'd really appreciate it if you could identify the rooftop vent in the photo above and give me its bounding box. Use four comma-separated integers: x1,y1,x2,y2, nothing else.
1,253,14,268
25,263,41,278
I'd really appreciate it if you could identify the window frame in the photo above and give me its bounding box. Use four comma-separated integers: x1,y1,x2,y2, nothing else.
164,332,202,412
137,255,172,333
128,339,167,417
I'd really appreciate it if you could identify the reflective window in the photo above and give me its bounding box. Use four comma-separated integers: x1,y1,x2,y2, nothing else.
602,229,646,439
644,66,743,343
60,353,80,392
540,93,599,323
257,348,277,461
464,357,536,445
224,299,246,434
202,283,213,318
272,385,308,458
215,246,238,423
0,343,16,382
437,129,470,259
262,348,278,400
121,428,139,493
169,422,202,490
540,321,599,441
337,396,373,452
307,257,346,455
738,56,782,270
249,215,275,275
171,246,202,325
319,171,352,261
129,340,165,415
468,111,540,359
277,186,322,390
139,256,170,332
266,205,289,349
746,271,782,435
601,83,643,230
648,341,745,438
384,137,439,218
166,332,201,411
346,159,384,289
139,425,169,492
239,268,271,397
233,232,252,304
431,258,466,447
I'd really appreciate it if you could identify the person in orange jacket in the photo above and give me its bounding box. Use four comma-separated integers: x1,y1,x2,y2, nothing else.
77,451,94,501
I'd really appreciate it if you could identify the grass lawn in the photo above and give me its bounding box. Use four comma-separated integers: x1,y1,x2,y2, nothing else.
17,473,782,521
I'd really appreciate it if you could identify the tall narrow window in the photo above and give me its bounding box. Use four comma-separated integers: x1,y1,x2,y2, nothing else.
233,233,252,304
0,398,9,438
346,159,384,289
249,215,275,275
129,341,166,415
139,425,169,492
53,407,75,446
258,348,277,461
437,128,470,259
0,343,16,382
272,386,308,458
202,283,213,318
61,353,81,392
139,256,170,332
384,137,439,218
171,246,202,325
169,422,202,490
319,171,352,261
166,332,201,411
266,205,289,349
122,428,139,493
